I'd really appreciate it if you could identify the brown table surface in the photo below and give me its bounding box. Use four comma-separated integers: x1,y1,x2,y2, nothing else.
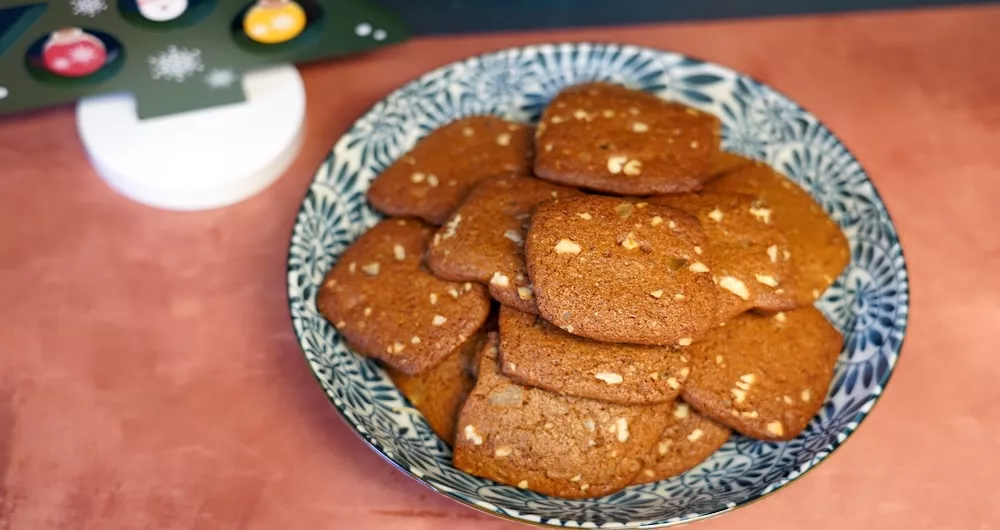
3,5,999,529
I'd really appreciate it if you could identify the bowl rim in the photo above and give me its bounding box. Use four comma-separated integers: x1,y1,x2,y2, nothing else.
285,41,911,528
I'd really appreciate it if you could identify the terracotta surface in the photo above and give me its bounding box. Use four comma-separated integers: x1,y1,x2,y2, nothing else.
2,6,999,529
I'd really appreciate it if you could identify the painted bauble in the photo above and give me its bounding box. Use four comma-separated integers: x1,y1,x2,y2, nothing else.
43,28,107,78
137,0,189,22
243,0,307,44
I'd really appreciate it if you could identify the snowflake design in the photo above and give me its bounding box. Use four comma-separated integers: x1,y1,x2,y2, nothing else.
69,45,97,64
204,68,236,89
71,0,107,17
148,46,204,83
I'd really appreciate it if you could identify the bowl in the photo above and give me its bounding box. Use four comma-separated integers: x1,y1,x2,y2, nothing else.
286,43,909,528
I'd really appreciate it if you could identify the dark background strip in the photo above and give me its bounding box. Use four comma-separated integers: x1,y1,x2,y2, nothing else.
379,0,994,35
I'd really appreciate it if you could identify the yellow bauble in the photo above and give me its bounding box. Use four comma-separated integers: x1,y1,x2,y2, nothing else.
243,0,307,44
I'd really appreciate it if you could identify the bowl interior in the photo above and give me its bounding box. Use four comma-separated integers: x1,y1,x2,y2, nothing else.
286,43,909,528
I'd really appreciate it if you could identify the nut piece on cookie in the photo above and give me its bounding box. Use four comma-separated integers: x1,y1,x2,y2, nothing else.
650,192,797,320
367,117,534,225
387,332,487,442
680,307,843,441
533,82,720,195
498,306,689,405
316,218,491,375
704,163,850,304
632,401,731,484
525,195,719,346
426,175,583,313
453,335,672,499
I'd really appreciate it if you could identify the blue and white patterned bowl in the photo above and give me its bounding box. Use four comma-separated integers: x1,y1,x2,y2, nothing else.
287,43,909,528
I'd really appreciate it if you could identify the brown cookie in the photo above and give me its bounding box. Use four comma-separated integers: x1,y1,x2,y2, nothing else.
465,314,500,379
367,117,534,225
533,82,720,195
498,306,689,405
453,335,672,499
316,218,491,375
425,175,583,313
708,151,756,178
649,192,797,320
525,195,719,346
387,331,487,442
632,401,731,484
704,163,850,304
680,307,843,441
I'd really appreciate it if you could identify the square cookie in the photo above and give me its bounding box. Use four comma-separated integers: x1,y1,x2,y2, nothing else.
680,307,843,441
525,195,719,346
453,336,672,499
534,82,720,195
705,163,850,304
650,192,798,320
367,117,533,225
498,306,689,405
316,218,492,375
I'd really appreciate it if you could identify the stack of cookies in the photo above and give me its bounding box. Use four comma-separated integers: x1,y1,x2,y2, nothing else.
317,82,850,499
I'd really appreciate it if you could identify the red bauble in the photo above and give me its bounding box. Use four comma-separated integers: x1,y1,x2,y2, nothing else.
43,28,107,78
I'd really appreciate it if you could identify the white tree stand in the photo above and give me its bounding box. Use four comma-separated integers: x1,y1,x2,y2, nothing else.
76,64,305,211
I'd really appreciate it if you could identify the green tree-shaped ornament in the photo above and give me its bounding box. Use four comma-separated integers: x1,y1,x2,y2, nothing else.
0,0,408,118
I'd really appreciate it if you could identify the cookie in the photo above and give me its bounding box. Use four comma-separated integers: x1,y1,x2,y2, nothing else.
525,195,719,346
632,401,731,484
425,175,583,313
649,192,797,320
708,151,756,178
316,218,491,375
367,117,534,225
465,313,500,379
680,307,843,441
498,306,689,405
453,336,673,499
533,82,720,195
704,163,850,304
388,331,487,442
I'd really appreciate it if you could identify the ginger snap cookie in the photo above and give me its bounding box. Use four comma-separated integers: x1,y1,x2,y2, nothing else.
632,401,731,484
680,307,843,441
425,175,583,313
497,306,689,405
453,335,672,498
525,195,719,346
388,331,487,442
316,218,491,375
649,192,797,320
533,82,720,195
367,117,534,225
704,163,850,304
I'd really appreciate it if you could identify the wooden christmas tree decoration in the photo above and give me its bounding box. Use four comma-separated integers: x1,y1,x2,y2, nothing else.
0,0,408,119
